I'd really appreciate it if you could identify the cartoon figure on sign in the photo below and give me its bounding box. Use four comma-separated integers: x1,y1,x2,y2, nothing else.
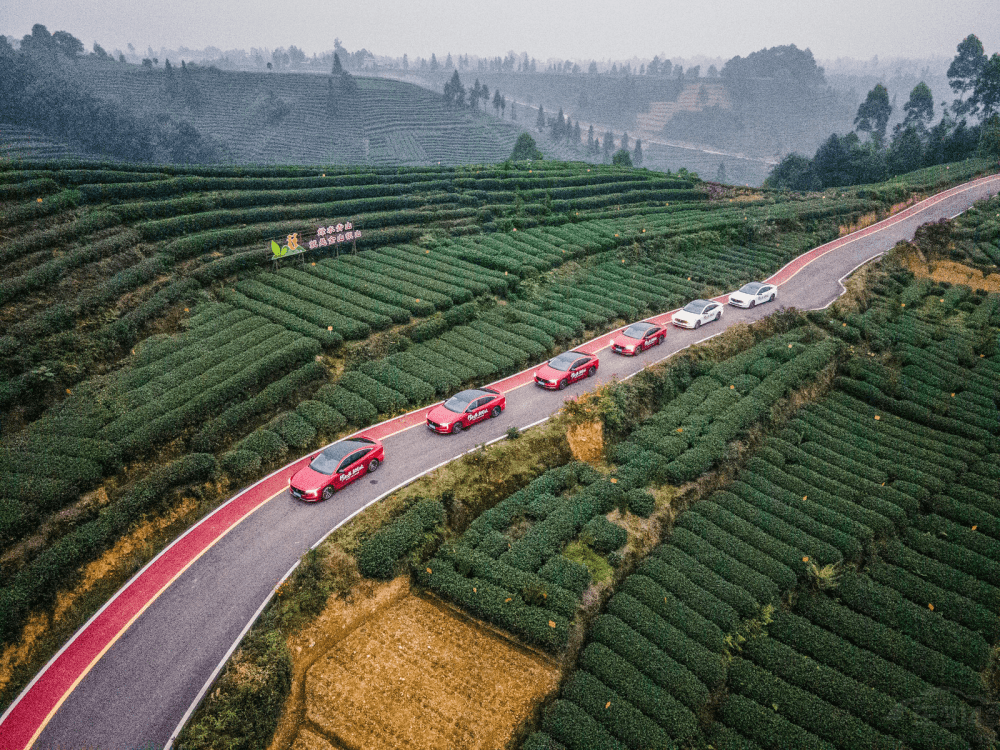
287,233,299,250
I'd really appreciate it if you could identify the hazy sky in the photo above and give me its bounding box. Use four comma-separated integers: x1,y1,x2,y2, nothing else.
5,0,999,62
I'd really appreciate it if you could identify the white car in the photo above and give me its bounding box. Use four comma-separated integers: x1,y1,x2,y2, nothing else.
672,299,724,329
728,281,777,308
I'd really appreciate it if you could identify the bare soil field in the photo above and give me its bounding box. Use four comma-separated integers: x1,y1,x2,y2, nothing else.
280,584,559,750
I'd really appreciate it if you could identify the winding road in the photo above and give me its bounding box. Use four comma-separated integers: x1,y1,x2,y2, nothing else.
2,173,999,750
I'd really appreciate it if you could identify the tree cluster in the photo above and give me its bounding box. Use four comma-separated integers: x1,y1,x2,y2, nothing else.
0,24,218,163
766,34,1000,191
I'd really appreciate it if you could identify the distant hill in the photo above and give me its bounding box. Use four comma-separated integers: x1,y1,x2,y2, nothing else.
20,59,527,167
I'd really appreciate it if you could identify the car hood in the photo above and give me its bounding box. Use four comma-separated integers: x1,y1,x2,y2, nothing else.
290,464,331,492
427,403,460,424
729,291,754,302
536,363,568,380
672,310,700,323
611,333,641,348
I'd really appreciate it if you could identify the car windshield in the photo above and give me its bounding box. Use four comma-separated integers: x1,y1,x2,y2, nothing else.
547,352,580,371
683,300,711,314
443,390,479,413
309,441,365,474
738,282,764,294
623,323,654,338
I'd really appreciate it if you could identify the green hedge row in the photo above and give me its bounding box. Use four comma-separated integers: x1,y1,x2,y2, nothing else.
727,658,900,750
540,699,625,750
618,574,726,654
357,500,445,579
338,370,408,414
222,289,343,348
908,515,1000,575
836,572,989,671
388,350,464,394
667,527,781,605
716,693,835,750
190,361,328,452
356,361,436,405
636,555,740,631
652,545,762,620
279,267,411,324
538,555,591,596
560,670,672,750
881,538,1000,611
314,384,378,426
308,261,438,317
235,278,372,340
794,591,983,696
588,614,709,711
740,635,965,750
605,592,726,688
865,560,999,641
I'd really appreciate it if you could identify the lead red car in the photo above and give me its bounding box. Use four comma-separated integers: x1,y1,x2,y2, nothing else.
289,436,384,501
610,320,666,356
534,350,599,390
426,387,505,434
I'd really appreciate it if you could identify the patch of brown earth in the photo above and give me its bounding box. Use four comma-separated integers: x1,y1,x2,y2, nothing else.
566,420,604,463
295,591,559,750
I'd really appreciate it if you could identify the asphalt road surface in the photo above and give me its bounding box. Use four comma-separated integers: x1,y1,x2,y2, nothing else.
30,175,1000,749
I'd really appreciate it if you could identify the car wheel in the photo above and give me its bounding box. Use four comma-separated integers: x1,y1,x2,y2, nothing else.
715,312,722,321
558,379,568,390
322,486,335,501
491,405,502,417
587,366,597,377
694,320,701,329
659,334,665,345
749,299,755,308
451,421,463,433
367,458,379,473
769,294,776,302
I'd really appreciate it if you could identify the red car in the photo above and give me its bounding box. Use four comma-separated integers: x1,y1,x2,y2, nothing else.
610,321,666,356
534,350,599,390
289,436,384,501
426,387,505,434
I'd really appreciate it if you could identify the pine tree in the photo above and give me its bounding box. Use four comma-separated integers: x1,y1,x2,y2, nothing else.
633,139,643,167
587,124,595,151
621,131,629,151
536,105,545,132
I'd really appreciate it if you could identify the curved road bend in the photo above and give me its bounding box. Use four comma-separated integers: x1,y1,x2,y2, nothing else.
3,173,998,750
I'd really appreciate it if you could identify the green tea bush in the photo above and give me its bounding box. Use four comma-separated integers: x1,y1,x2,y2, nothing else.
581,516,627,554
717,690,835,750
220,450,262,481
239,429,286,459
295,400,347,434
538,555,591,595
588,614,709,710
619,574,726,653
541,699,625,750
881,539,1000,611
561,670,672,750
668,527,780,605
578,643,701,742
315,385,378,426
653,546,761,619
357,499,444,579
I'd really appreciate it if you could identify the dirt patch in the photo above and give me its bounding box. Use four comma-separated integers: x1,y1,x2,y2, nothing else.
296,591,559,750
894,247,1000,292
566,420,604,463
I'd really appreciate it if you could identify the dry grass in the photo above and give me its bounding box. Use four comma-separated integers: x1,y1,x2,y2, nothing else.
839,211,879,237
296,592,559,750
566,420,604,463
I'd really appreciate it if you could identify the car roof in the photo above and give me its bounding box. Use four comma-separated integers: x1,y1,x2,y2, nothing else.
684,299,713,311
739,281,766,292
454,387,497,400
624,321,657,332
319,438,375,462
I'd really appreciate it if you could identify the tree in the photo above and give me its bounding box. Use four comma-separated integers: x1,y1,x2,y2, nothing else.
52,30,83,57
536,105,545,132
648,56,660,76
443,69,465,106
902,82,934,131
971,53,1000,119
620,131,629,151
588,61,598,75
332,53,343,74
573,121,581,144
979,114,1000,158
764,152,816,190
402,53,408,71
510,133,543,160
675,65,684,79
715,162,727,182
552,107,565,139
602,130,614,160
479,83,489,110
445,53,453,68
430,53,439,71
586,124,595,151
947,34,986,116
492,88,502,115
707,65,719,78
92,42,109,59
812,133,854,187
888,125,925,175
633,139,643,167
612,148,633,167
855,84,892,147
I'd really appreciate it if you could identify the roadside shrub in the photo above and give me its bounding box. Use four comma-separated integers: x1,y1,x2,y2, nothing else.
239,429,286,459
357,499,445,579
295,400,347,434
625,489,654,518
220,450,262,481
581,516,627,553
539,555,591,595
268,412,317,449
314,384,378,425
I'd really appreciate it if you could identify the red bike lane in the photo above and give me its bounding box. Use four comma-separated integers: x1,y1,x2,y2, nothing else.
2,171,998,749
